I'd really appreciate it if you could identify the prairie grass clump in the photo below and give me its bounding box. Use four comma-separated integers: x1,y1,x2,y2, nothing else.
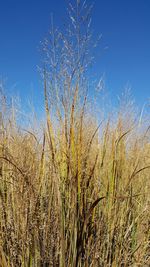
0,87,150,267
0,1,150,266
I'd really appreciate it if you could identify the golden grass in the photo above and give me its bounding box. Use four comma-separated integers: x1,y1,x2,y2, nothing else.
0,87,149,267
0,2,149,264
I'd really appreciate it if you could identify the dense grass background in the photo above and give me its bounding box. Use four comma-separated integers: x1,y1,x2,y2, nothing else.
0,86,149,266
0,1,150,266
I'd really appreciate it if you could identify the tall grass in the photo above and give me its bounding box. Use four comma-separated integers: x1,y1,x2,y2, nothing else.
0,86,149,266
0,1,150,266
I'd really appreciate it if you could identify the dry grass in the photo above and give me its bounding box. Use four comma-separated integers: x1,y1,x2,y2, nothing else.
0,1,150,265
0,87,150,267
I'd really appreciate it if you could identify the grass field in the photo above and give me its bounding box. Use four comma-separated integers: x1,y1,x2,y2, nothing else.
0,1,150,266
0,86,149,266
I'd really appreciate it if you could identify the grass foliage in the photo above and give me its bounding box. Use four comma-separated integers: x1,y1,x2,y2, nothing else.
0,87,149,267
0,1,150,266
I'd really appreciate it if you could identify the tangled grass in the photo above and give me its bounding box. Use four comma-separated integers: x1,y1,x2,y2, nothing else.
0,87,150,267
0,1,150,265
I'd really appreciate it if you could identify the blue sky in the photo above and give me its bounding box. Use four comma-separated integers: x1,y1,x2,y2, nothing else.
0,0,150,113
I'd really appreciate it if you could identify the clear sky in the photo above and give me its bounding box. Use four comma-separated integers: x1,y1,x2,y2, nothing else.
0,0,150,113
